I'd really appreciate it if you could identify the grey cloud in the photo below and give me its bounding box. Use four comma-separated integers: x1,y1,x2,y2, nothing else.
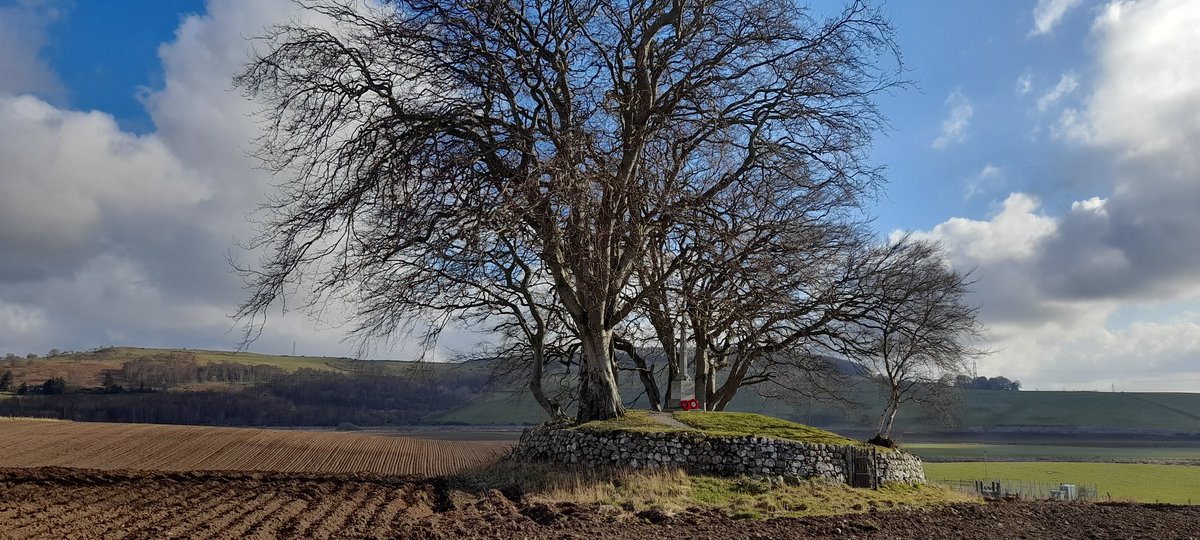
0,2,63,99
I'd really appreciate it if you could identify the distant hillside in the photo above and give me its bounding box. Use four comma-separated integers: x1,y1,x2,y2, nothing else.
3,347,1198,435
0,346,478,388
433,385,1200,435
0,347,491,426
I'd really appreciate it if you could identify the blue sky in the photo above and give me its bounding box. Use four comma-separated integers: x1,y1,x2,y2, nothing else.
38,0,208,134
2,0,1198,392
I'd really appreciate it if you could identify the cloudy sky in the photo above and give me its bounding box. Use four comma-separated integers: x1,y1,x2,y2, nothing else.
0,0,1197,392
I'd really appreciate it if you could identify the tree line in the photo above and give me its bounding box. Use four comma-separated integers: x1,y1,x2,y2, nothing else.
954,375,1021,392
0,360,490,426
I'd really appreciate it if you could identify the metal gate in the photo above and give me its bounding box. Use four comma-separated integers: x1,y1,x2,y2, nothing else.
847,447,878,489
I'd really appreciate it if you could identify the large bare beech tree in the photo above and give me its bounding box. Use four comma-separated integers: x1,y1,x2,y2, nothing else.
234,0,900,421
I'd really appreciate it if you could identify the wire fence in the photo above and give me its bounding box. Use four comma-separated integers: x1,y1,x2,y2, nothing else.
935,479,1100,501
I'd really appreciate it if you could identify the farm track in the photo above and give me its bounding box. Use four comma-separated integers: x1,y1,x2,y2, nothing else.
0,420,510,475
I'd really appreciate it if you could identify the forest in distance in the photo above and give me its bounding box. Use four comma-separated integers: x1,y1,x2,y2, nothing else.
0,350,489,427
0,347,1046,431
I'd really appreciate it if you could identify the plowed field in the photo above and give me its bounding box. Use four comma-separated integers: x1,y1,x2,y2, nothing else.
0,468,1197,539
0,420,509,475
1,420,1197,539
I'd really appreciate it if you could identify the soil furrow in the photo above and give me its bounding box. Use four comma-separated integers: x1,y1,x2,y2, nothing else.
309,482,376,539
207,489,291,540
99,481,211,539
153,481,264,537
4,485,109,538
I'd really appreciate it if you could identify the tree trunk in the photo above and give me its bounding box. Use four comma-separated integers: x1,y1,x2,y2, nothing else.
576,326,626,422
615,338,662,411
529,342,564,420
711,347,751,411
877,398,899,439
693,344,709,411
883,401,900,439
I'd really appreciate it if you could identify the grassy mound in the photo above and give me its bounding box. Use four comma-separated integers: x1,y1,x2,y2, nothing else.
454,461,975,519
574,410,862,447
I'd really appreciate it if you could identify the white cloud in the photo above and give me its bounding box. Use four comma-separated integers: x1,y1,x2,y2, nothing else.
964,164,1004,199
1070,196,1108,216
911,0,1200,389
0,94,210,265
908,0,1200,391
906,191,1200,391
1051,107,1093,141
985,308,1200,392
1085,0,1200,160
0,0,377,358
1031,0,1083,35
931,89,974,149
1016,72,1033,95
1036,72,1079,112
913,193,1056,263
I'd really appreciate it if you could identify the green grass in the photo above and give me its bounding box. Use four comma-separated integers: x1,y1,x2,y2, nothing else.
684,476,973,518
428,390,548,425
672,411,863,447
574,410,866,448
906,442,1200,462
959,390,1200,432
924,462,1200,504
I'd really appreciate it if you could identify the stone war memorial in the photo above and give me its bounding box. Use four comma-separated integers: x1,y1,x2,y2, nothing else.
510,411,926,488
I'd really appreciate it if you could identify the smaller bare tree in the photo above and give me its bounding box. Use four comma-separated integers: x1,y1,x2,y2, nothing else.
831,237,983,443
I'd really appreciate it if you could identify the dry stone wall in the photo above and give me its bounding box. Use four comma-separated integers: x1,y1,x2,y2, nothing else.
510,425,925,486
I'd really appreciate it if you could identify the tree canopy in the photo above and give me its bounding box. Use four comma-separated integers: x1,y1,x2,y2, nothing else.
235,0,912,421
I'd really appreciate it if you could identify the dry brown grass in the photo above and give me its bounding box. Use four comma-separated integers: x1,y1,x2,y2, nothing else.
452,461,978,519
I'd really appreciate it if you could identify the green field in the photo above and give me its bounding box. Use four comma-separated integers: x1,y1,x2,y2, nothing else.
924,462,1200,504
178,349,355,373
906,442,1200,462
959,390,1200,432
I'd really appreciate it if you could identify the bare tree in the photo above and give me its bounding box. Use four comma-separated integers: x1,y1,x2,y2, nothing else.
828,237,983,442
234,0,900,421
445,234,574,420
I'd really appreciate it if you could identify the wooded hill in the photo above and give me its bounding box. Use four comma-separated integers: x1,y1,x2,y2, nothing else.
2,347,1198,434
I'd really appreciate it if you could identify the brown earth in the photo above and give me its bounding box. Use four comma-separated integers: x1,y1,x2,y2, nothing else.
0,467,1197,539
0,420,1197,538
0,420,509,475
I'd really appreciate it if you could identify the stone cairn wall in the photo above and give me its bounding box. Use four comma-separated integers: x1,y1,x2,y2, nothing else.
509,425,925,486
